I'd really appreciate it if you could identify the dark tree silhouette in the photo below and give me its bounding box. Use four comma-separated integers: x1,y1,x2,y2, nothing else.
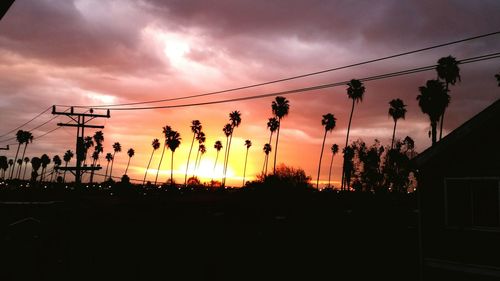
436,56,461,140
262,143,272,175
155,126,172,186
342,79,365,191
417,79,450,145
83,136,94,166
242,139,252,186
30,157,41,182
223,111,242,186
166,129,181,186
89,131,104,184
143,138,160,185
8,159,13,178
271,96,290,174
185,120,202,186
384,136,417,193
212,140,223,183
317,113,336,189
51,155,61,182
265,117,279,175
23,157,30,180
195,144,206,176
63,150,74,183
12,130,32,179
222,123,233,184
352,140,385,192
124,148,135,175
342,146,355,190
0,156,7,178
10,130,24,179
388,99,407,149
104,153,113,181
328,144,339,188
16,159,22,178
109,142,121,181
495,72,500,86
40,154,50,183
193,131,206,178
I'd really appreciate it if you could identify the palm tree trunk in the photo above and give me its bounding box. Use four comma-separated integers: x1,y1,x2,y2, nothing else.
328,154,335,188
316,130,327,189
17,143,29,179
170,151,174,186
49,166,55,183
63,162,68,183
391,119,398,150
242,148,249,187
23,163,28,180
154,145,166,186
224,133,234,185
143,149,155,185
10,143,21,179
192,149,200,178
273,119,282,174
222,136,229,185
185,133,196,186
109,152,116,181
431,121,437,146
264,132,273,176
195,153,203,176
125,157,131,175
89,159,96,184
439,83,449,141
262,154,267,175
212,151,220,183
104,161,110,181
341,100,356,191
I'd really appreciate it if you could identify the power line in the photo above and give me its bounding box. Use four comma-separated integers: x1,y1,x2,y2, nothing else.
0,106,52,138
101,52,500,111
57,30,500,109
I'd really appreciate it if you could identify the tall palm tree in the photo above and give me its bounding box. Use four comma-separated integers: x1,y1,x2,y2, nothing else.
222,123,233,185
16,159,22,178
62,150,74,183
104,153,113,180
271,96,290,174
212,140,223,182
83,136,94,166
388,99,407,149
436,56,461,140
17,131,33,179
265,117,279,175
223,111,242,186
185,120,202,186
194,144,206,176
23,157,30,180
143,138,160,186
11,130,25,179
417,79,450,145
89,131,104,184
155,126,172,186
193,132,206,177
51,155,61,182
262,143,272,175
8,159,14,178
242,139,252,187
109,142,121,181
166,129,181,186
40,154,50,183
342,79,365,190
124,148,135,175
328,144,339,188
0,156,7,178
317,113,336,189
30,157,41,182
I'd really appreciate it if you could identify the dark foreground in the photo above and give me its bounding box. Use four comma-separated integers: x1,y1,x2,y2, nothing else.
0,185,418,281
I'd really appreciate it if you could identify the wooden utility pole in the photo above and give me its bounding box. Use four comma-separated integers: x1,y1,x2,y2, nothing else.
52,106,110,184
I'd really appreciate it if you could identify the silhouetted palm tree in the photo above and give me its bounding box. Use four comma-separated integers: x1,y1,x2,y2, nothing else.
89,131,104,184
328,144,339,188
317,113,336,189
11,130,26,179
342,79,365,190
63,150,74,183
265,117,279,175
212,140,223,182
30,157,41,182
22,157,30,180
0,156,7,178
242,139,252,187
388,99,407,149
8,159,14,178
155,126,172,186
262,143,271,175
104,153,113,181
195,144,206,176
436,56,461,140
83,136,94,166
124,148,135,175
40,154,50,183
193,131,206,177
51,155,61,182
222,123,233,185
109,142,121,181
17,131,33,179
223,111,242,186
16,159,22,178
417,79,450,145
143,138,160,186
271,96,290,174
496,72,500,86
166,129,181,186
185,120,202,186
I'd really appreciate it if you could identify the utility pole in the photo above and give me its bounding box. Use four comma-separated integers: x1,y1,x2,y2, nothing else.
52,106,110,185
0,145,9,150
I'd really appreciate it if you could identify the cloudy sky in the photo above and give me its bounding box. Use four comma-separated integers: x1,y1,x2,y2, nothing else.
1,0,499,186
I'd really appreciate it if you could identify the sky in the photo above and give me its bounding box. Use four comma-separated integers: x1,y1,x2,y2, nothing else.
1,0,499,187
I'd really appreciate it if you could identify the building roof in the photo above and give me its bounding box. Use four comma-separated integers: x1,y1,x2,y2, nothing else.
414,98,500,167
